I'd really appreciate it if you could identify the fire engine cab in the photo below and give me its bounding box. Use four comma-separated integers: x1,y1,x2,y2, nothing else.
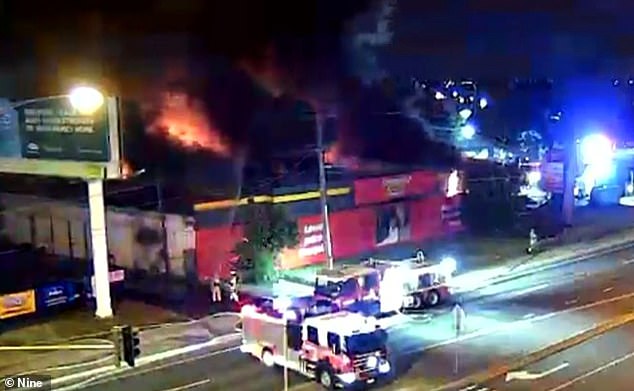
314,265,381,311
314,251,457,313
240,304,391,389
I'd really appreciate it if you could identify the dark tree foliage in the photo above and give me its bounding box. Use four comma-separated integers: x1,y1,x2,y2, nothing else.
233,204,299,284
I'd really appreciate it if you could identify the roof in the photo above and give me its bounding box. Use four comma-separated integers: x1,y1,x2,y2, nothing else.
316,265,377,280
303,311,380,336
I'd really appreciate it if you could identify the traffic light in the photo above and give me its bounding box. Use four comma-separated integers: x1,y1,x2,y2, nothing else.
121,325,140,367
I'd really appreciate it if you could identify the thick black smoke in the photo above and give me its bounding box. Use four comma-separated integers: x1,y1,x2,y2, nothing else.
2,0,459,173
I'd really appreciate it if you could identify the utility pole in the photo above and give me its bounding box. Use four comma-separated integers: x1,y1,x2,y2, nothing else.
156,176,170,278
316,113,335,270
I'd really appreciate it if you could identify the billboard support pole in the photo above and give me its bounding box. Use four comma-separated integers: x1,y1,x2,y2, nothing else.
88,178,113,319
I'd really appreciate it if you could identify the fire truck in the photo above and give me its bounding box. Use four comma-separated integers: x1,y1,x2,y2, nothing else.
314,251,457,313
240,304,392,389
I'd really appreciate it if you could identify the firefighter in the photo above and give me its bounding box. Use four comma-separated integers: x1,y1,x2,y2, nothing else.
228,271,239,302
527,228,538,254
211,274,222,303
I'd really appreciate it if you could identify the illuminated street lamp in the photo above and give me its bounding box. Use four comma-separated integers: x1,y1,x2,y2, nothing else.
458,108,473,120
68,86,105,115
8,85,105,115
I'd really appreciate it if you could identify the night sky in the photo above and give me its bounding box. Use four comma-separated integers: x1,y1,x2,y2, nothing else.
1,0,634,184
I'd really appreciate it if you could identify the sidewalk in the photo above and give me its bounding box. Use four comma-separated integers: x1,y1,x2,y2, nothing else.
0,312,239,378
265,205,634,295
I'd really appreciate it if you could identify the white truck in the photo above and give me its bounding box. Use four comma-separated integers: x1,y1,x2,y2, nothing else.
240,304,392,389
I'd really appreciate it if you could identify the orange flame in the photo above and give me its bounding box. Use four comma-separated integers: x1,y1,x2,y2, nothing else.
121,160,135,178
150,92,230,156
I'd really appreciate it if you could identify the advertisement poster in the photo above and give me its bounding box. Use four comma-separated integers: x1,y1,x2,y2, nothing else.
0,289,36,319
37,283,78,309
0,97,110,162
376,203,411,246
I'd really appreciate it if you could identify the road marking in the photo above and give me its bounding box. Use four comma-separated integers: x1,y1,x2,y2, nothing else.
69,346,240,389
603,287,614,293
401,289,634,356
523,313,535,319
623,259,634,265
564,299,578,305
512,283,549,297
160,379,211,391
545,350,634,391
505,362,569,381
459,385,478,391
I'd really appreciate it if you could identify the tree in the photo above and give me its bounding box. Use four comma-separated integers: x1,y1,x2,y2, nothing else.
234,204,299,284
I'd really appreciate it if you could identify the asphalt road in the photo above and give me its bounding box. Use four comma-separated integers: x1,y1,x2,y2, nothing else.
77,245,634,391
469,321,634,391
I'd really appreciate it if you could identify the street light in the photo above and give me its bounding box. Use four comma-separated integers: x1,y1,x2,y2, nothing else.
461,124,476,139
458,108,473,120
68,86,105,115
8,85,105,115
478,97,488,110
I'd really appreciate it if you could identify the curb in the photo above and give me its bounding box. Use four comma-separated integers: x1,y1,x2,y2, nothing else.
40,332,242,390
421,312,634,391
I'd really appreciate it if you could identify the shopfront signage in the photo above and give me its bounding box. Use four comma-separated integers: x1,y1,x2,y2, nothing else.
298,223,325,258
382,175,412,197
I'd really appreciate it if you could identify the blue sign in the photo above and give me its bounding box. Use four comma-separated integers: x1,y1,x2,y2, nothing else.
37,282,77,309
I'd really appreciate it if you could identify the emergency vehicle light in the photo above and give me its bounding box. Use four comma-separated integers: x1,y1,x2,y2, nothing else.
241,304,257,316
440,257,457,274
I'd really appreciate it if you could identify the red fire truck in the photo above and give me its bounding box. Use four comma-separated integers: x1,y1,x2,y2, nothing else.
240,304,392,389
314,251,457,313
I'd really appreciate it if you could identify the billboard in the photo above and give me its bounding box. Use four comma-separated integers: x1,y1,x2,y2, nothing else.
0,96,122,179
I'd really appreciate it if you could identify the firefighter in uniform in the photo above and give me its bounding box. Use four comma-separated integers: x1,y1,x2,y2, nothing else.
211,274,222,303
229,270,239,302
527,228,538,254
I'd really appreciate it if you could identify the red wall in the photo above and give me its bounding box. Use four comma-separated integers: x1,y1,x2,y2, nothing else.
410,195,445,241
195,170,463,278
196,225,243,279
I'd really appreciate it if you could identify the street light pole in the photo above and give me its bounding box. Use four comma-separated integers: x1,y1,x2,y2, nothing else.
316,113,335,270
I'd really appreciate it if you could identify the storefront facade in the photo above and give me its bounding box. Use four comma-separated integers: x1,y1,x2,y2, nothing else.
194,169,464,279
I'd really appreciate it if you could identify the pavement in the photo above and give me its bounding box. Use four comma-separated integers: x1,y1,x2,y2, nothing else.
470,321,634,391
67,242,634,391
0,309,239,379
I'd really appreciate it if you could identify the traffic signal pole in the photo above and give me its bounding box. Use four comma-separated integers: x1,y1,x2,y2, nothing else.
0,325,140,369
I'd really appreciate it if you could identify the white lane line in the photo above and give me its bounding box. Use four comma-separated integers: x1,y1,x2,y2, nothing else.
72,346,240,388
623,259,634,265
511,283,550,297
565,298,578,306
402,289,634,356
160,379,211,391
546,350,634,391
603,287,614,293
523,313,535,319
459,385,478,391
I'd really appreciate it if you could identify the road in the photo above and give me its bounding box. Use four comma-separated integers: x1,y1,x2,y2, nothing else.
469,321,634,391
77,245,634,391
